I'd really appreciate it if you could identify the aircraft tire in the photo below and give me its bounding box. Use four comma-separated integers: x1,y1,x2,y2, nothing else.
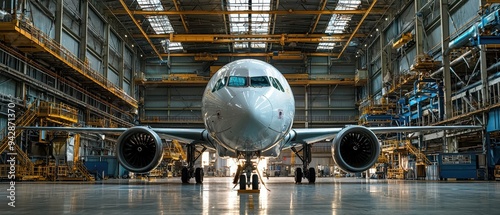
195,167,204,184
239,174,246,190
181,167,190,183
252,174,259,190
295,168,303,184
308,167,316,183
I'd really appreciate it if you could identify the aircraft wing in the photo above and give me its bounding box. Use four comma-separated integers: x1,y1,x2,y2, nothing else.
21,126,208,144
289,125,482,145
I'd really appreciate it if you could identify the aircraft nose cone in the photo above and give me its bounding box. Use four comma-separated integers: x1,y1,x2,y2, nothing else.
228,92,273,128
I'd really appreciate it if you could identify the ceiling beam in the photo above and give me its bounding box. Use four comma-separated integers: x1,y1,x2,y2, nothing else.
118,0,163,60
158,52,339,57
172,0,189,33
310,0,328,34
338,0,378,58
110,9,386,15
133,33,367,39
166,34,362,44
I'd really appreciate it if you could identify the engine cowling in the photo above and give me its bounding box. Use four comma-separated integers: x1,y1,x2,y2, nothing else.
331,126,380,173
116,126,163,173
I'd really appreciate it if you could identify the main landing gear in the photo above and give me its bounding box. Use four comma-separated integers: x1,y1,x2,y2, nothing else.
291,143,316,184
181,144,207,184
232,152,266,192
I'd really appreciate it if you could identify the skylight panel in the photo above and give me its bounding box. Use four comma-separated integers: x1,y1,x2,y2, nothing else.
317,0,361,51
227,0,270,49
136,0,183,51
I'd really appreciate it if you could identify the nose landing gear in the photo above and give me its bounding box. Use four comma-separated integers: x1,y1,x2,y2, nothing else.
232,151,268,193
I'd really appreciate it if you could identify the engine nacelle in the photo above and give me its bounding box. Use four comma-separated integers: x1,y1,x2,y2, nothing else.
331,126,380,173
116,126,163,173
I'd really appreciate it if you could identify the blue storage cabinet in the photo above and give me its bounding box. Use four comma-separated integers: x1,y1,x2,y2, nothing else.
438,153,478,180
84,161,108,179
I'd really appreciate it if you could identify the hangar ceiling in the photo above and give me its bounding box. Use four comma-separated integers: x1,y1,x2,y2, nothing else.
100,0,394,60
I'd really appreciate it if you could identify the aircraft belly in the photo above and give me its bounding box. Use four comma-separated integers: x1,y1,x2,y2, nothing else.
217,127,280,151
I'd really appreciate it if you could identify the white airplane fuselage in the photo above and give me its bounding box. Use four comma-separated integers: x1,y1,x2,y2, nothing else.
202,59,295,154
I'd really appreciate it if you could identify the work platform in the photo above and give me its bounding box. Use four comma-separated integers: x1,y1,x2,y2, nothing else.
0,19,137,109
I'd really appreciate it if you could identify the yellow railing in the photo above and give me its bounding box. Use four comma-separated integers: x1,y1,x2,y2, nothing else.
14,19,137,108
0,100,38,154
37,101,78,123
387,168,404,179
404,141,432,166
0,100,38,177
74,161,95,181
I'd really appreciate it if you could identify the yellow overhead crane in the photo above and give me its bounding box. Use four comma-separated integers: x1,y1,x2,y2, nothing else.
135,71,355,87
392,32,413,49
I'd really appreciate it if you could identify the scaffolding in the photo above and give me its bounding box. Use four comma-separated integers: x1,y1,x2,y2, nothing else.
0,101,38,180
37,101,78,125
0,18,137,108
381,139,432,179
0,100,96,181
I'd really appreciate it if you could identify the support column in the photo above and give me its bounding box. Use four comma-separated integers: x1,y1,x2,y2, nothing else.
440,0,453,153
304,86,308,128
54,0,63,44
479,45,489,107
480,46,489,179
103,23,110,80
80,0,89,61
119,42,125,89
415,0,424,56
480,0,490,181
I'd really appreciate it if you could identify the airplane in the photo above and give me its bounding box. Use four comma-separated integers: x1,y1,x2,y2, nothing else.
23,59,481,190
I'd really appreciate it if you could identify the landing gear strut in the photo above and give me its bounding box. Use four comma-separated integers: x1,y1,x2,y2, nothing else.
232,151,264,191
291,143,316,184
181,144,207,184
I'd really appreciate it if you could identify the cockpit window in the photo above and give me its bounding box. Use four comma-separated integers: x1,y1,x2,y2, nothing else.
269,77,285,92
250,76,270,87
212,77,227,92
228,76,247,87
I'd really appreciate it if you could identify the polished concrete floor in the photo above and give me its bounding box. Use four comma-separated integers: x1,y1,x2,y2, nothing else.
2,177,500,214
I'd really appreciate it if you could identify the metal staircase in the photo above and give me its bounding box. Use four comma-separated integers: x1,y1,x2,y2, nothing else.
404,141,432,166
0,101,37,154
0,101,38,178
74,161,95,181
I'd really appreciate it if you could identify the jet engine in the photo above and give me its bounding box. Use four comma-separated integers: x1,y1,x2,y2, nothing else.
331,126,380,173
116,126,163,173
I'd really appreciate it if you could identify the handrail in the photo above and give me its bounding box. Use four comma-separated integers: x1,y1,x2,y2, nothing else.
404,141,432,166
14,19,137,108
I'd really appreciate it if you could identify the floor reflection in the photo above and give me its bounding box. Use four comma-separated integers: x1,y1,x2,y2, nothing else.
4,177,500,214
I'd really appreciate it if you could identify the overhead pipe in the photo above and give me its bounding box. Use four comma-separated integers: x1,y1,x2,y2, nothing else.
429,49,475,78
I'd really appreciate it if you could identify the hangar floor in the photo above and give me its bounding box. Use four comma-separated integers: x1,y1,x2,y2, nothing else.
4,177,500,214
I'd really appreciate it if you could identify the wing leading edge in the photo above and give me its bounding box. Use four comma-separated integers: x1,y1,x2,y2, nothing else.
288,125,482,146
21,126,208,144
